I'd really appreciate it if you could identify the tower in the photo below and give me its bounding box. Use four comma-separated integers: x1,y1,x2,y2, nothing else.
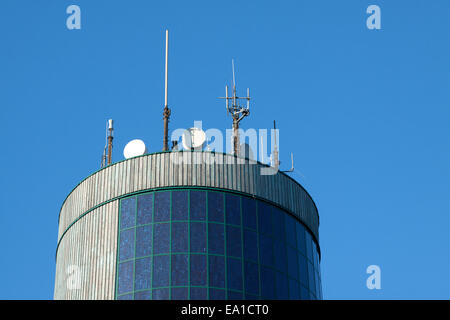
54,32,322,301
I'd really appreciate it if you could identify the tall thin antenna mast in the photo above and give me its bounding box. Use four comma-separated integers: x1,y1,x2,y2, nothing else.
272,120,279,169
163,29,171,151
219,59,250,155
107,119,114,165
101,119,114,168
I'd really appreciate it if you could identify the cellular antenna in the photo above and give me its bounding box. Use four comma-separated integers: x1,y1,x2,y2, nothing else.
101,119,114,168
219,59,250,155
272,120,279,169
163,29,171,151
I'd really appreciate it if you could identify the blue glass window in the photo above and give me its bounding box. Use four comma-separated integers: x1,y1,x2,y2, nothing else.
308,261,315,296
287,247,299,280
171,222,188,253
244,261,259,295
190,287,207,300
208,191,224,222
134,290,151,300
117,261,133,295
260,267,275,299
273,240,287,272
298,254,309,288
209,288,226,300
228,291,243,299
190,222,206,253
153,255,170,288
135,225,152,257
306,231,313,263
190,254,206,286
257,202,272,236
152,288,169,300
190,190,206,220
285,215,297,248
227,258,243,291
242,197,256,230
272,208,285,241
300,285,310,300
172,190,188,220
259,234,273,267
154,192,170,222
137,193,152,225
120,197,136,229
275,272,289,300
315,270,320,300
171,287,188,300
243,229,258,262
208,223,224,255
153,223,170,254
296,223,307,255
313,242,319,269
226,225,242,258
289,279,300,300
225,194,240,225
171,254,188,286
134,257,151,291
119,229,134,261
116,189,321,301
209,255,225,288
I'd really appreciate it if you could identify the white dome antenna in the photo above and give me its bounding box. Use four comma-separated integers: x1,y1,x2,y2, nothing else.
182,127,206,150
123,139,148,159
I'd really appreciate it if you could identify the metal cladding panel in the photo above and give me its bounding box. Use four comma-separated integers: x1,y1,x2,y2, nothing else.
54,200,118,300
57,150,319,258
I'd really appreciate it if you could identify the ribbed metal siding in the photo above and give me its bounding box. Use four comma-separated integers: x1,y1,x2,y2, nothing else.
54,200,118,300
58,152,319,244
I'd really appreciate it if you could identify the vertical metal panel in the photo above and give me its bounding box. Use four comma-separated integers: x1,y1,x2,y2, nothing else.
55,200,118,300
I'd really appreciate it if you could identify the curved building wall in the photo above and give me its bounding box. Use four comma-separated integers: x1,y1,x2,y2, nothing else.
54,201,119,300
55,151,321,300
116,189,322,300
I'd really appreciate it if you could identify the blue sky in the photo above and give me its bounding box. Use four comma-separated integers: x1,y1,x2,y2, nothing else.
1,0,449,299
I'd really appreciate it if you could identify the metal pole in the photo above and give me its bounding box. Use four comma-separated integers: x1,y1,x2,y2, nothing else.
165,30,169,108
107,119,113,165
233,117,239,155
163,29,170,151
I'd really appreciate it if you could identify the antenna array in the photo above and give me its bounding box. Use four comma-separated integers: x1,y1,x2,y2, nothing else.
101,119,114,168
219,59,251,155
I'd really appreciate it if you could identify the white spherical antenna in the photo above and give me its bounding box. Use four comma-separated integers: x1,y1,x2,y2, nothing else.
239,143,255,160
123,139,148,159
182,127,206,150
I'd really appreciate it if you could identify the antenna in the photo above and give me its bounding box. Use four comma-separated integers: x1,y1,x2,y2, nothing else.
281,153,295,173
163,29,171,151
124,139,148,159
219,59,250,155
101,119,114,168
272,120,279,169
107,119,114,165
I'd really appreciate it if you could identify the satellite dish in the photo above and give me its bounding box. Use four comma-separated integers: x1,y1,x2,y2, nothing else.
182,127,206,150
239,143,255,160
123,139,148,159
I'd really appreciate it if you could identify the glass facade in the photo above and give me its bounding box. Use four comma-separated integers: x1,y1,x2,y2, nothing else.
115,189,322,300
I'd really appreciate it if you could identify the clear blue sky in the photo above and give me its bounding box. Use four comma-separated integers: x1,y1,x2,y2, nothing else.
1,0,449,299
